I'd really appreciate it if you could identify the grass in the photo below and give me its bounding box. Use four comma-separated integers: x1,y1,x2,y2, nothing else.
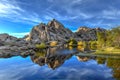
95,47,120,54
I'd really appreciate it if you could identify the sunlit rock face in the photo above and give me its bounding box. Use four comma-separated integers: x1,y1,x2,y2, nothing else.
75,26,106,41
26,19,75,44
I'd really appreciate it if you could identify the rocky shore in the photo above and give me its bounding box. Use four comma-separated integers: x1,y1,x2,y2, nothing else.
0,19,106,57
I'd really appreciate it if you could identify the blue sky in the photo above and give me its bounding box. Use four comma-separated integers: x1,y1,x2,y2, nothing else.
0,0,120,37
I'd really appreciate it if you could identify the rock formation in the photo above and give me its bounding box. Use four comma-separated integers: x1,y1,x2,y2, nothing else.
0,33,17,43
0,19,107,57
0,33,35,57
25,19,75,44
75,26,106,41
25,19,106,43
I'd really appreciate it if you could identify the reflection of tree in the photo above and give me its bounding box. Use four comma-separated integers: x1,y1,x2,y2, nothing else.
68,46,73,50
31,50,47,66
30,47,76,69
96,57,106,64
77,46,84,51
107,58,120,80
77,55,120,80
90,45,97,50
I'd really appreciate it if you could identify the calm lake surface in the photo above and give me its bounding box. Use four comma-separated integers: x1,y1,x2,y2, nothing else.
0,47,120,80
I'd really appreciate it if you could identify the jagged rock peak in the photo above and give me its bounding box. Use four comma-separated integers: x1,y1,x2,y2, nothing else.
25,19,75,43
47,19,64,29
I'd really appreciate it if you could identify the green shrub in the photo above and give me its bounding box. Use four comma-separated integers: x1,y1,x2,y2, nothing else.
36,42,47,49
89,41,98,50
77,41,84,46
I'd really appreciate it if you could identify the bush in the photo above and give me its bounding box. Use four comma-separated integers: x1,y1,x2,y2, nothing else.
77,41,84,46
50,41,58,47
90,41,97,46
36,42,46,49
67,38,77,46
89,41,98,50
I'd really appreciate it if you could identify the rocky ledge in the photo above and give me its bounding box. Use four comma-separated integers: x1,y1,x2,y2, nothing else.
0,34,36,57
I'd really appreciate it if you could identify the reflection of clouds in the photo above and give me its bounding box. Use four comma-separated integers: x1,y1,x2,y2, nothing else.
0,56,113,80
0,56,40,80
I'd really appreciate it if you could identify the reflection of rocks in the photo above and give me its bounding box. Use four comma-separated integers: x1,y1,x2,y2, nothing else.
77,56,96,62
46,53,73,69
0,46,35,58
0,43,36,58
31,47,78,69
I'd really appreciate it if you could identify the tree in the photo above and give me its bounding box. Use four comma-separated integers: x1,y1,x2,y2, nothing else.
97,32,107,47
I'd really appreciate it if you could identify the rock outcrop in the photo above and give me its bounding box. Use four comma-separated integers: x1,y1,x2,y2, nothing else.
25,19,106,43
26,19,75,44
0,33,17,43
75,26,106,41
0,34,35,57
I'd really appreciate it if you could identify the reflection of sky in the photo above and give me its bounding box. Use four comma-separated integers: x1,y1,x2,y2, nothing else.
0,56,114,80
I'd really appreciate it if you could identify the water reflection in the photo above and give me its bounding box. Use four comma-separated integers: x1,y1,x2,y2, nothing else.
77,56,120,80
0,46,120,80
29,47,120,80
31,47,78,69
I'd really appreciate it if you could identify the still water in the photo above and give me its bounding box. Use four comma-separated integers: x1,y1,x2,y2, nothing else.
0,47,120,80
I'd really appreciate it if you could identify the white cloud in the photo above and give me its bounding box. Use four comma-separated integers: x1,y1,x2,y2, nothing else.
0,0,23,18
45,0,92,21
101,7,120,19
0,0,41,24
45,10,79,20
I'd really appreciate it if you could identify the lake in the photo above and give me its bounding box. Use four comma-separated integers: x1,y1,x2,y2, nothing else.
0,47,120,80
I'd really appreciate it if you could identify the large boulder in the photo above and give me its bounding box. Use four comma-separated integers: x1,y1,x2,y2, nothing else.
75,26,106,41
26,19,75,44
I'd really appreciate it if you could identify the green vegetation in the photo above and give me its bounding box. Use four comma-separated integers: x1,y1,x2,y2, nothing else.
36,42,47,49
95,26,120,53
35,50,46,57
97,32,107,48
95,47,120,54
67,38,77,46
97,26,120,48
89,41,97,50
77,41,85,46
